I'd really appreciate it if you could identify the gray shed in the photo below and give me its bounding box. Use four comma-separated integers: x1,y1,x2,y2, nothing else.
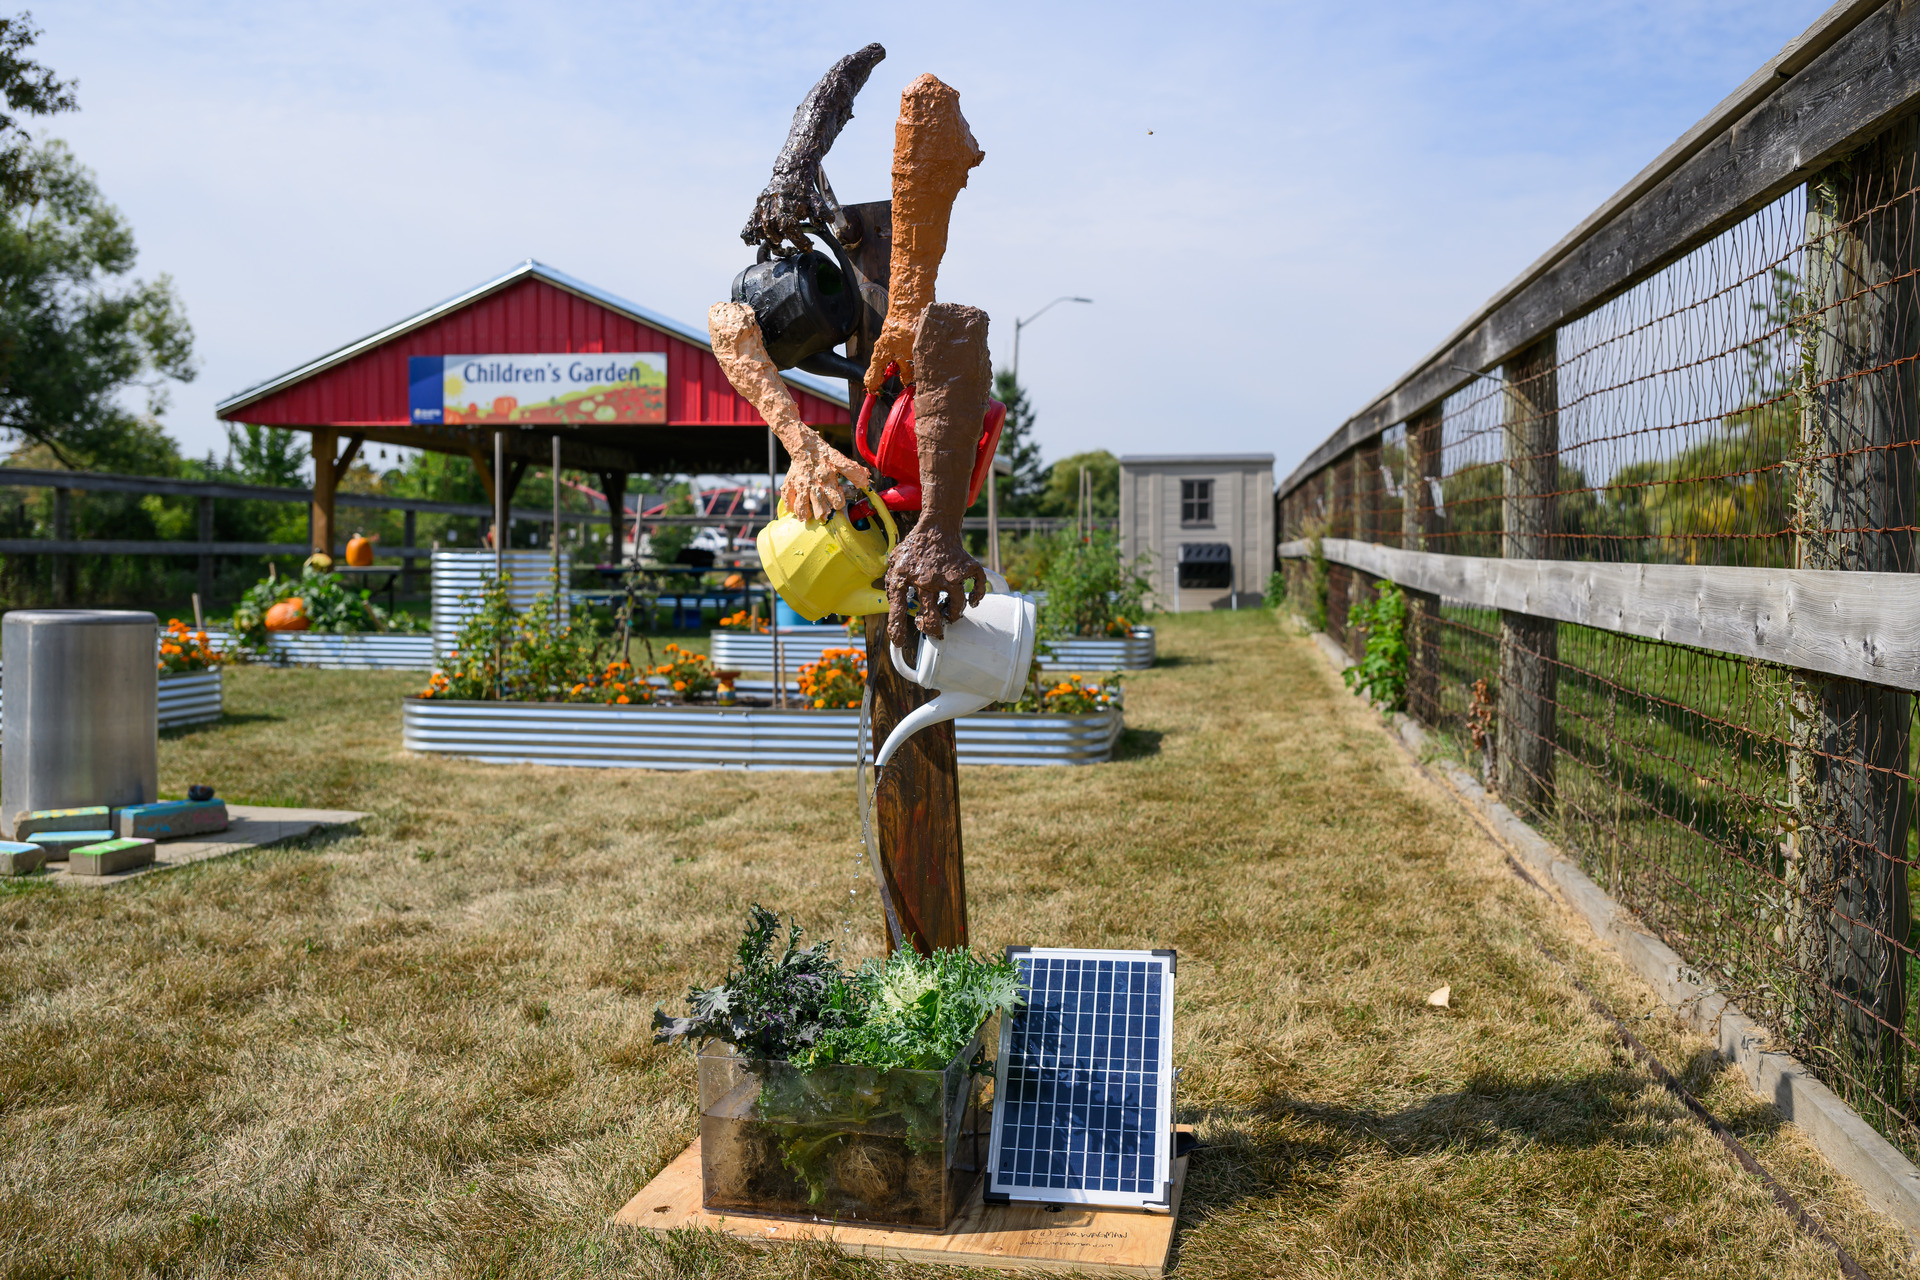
1118,454,1275,611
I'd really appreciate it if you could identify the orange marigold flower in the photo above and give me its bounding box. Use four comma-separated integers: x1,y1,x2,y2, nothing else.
673,680,687,691
615,694,630,704
814,698,825,708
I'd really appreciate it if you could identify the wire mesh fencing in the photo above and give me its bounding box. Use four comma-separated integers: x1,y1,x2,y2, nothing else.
1279,117,1920,1159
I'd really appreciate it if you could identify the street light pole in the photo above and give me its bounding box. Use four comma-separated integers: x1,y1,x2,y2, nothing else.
1011,295,1092,384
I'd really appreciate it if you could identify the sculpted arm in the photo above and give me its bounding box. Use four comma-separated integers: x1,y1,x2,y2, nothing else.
862,75,984,391
883,302,990,644
708,302,869,521
740,43,887,258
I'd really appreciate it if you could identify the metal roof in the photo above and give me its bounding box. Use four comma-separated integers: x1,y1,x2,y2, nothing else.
1118,453,1275,465
214,258,850,417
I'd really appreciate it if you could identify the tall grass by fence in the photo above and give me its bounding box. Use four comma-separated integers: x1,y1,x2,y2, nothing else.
1280,0,1920,1161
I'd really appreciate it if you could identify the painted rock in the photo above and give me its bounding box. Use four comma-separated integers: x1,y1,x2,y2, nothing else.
68,837,156,877
0,841,45,876
117,799,228,840
29,830,117,862
13,805,112,841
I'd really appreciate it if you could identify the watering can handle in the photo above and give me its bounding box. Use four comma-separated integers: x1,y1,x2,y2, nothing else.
853,362,902,470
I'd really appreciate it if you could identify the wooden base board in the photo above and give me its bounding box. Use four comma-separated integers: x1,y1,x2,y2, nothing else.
615,1130,1190,1278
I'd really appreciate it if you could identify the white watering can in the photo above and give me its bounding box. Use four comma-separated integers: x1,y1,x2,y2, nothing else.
874,570,1037,768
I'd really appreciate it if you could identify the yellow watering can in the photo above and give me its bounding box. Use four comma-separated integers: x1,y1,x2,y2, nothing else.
757,490,899,621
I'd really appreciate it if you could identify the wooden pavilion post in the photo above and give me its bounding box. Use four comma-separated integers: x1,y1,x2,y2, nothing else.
1403,405,1443,722
493,430,506,583
846,197,968,955
1792,123,1917,1092
311,426,337,554
600,472,628,566
1498,337,1559,813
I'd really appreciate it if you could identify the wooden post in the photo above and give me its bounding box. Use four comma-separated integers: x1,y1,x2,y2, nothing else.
197,494,214,605
1404,405,1443,722
311,426,337,555
1792,123,1917,1087
599,471,628,566
50,486,70,604
846,197,967,955
1498,335,1558,812
1327,453,1353,649
402,509,418,597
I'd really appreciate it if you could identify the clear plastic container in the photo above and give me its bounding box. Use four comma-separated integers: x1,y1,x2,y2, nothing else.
698,1033,986,1229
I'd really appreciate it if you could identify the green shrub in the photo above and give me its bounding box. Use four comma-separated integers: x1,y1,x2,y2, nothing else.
227,567,422,651
425,573,606,701
1035,529,1151,638
1343,580,1409,712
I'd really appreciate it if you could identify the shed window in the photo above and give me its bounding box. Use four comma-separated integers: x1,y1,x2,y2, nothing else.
1180,479,1213,525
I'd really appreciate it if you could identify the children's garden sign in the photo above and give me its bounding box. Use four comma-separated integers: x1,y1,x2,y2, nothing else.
408,353,667,426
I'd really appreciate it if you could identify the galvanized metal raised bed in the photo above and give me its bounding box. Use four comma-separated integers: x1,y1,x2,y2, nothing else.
263,632,436,670
707,624,863,672
157,670,222,729
1037,627,1156,672
401,697,1122,770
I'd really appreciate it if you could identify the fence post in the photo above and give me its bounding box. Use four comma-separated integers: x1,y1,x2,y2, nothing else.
402,509,418,597
1791,124,1918,1097
50,486,70,605
1498,335,1558,811
1328,453,1354,648
197,494,214,605
1404,405,1443,721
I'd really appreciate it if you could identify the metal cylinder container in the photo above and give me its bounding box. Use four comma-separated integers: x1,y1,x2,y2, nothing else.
1,610,158,832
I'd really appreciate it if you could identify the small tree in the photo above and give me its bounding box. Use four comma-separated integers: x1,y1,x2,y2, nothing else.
1035,529,1150,639
990,370,1046,515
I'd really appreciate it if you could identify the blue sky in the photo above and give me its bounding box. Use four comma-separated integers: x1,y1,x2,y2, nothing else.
39,0,1828,482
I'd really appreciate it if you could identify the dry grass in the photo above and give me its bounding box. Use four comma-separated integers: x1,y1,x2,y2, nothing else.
0,612,1913,1277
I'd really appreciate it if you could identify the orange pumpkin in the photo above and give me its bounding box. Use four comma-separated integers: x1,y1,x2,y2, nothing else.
264,598,310,631
345,533,374,567
723,572,746,589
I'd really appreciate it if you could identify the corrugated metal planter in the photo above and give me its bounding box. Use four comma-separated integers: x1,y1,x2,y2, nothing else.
708,624,864,671
158,671,222,729
1037,627,1156,671
433,550,569,659
401,697,1122,770
264,633,436,671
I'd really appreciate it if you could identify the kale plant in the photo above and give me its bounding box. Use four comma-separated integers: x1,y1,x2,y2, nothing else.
803,947,1023,1071
652,905,853,1060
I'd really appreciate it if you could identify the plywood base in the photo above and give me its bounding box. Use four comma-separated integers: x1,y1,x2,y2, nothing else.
615,1131,1190,1278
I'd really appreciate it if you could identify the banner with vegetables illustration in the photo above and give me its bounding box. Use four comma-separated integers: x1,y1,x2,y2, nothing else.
408,353,667,426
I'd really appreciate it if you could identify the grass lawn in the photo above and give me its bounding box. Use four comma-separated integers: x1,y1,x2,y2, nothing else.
1,611,1914,1277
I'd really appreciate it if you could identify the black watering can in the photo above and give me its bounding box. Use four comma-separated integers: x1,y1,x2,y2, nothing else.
730,226,865,382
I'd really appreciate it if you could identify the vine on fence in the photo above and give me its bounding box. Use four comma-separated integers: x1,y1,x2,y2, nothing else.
1342,581,1408,712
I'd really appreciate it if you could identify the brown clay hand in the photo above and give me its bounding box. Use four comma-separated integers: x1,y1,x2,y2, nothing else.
708,302,869,521
863,75,984,391
740,43,887,257
885,302,991,646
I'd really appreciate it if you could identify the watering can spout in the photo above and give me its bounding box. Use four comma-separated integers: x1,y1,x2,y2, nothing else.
874,689,994,769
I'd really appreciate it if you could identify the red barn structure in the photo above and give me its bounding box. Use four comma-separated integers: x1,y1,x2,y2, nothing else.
214,259,850,553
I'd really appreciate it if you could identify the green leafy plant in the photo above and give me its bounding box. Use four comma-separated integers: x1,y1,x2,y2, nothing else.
427,573,606,702
1266,568,1288,608
227,567,421,651
1035,529,1151,638
1343,580,1409,712
1308,529,1331,632
652,905,854,1061
803,947,1022,1072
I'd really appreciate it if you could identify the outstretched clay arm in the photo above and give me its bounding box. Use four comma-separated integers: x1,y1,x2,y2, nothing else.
740,43,887,258
863,75,984,391
708,302,869,522
885,303,991,645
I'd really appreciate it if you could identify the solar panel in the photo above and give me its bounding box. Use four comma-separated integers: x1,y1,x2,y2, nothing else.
984,947,1176,1210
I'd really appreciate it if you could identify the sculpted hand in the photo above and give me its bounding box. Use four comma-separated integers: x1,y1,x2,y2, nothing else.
782,433,870,523
885,523,987,646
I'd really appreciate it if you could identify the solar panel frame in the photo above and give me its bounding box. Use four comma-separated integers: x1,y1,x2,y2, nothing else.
984,946,1177,1211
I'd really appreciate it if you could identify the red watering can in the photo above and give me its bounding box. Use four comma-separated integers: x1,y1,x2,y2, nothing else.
854,362,1006,513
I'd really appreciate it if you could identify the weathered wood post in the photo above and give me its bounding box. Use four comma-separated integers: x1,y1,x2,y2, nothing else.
1498,337,1558,811
1328,453,1353,648
847,198,968,955
311,426,337,555
1792,123,1917,1094
1403,405,1443,721
197,494,215,606
50,485,70,605
1349,440,1381,659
